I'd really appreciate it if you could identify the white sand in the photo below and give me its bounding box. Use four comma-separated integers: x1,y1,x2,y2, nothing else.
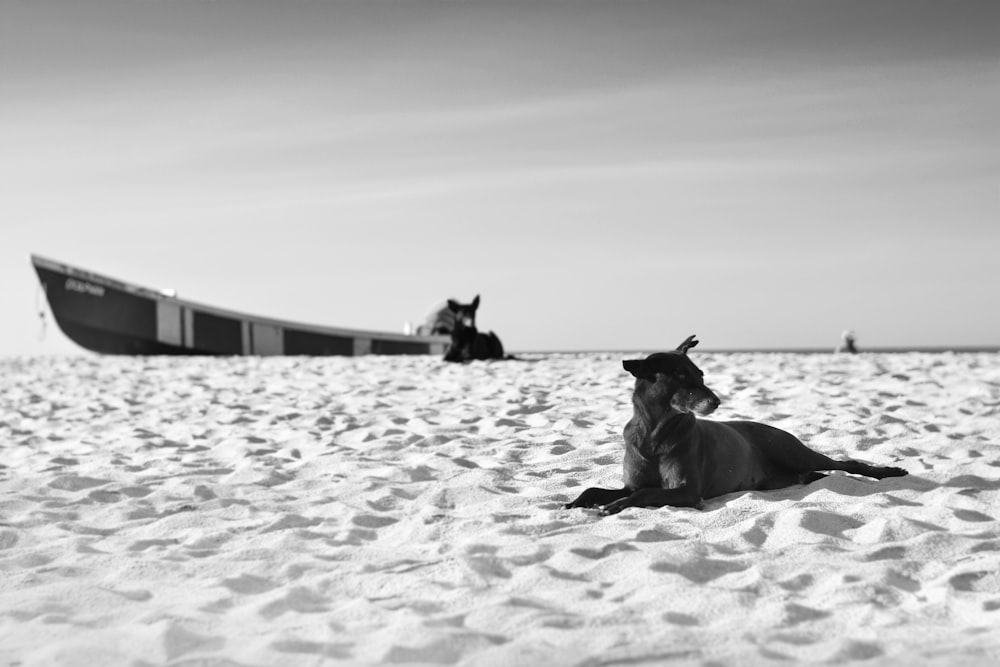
1,352,999,666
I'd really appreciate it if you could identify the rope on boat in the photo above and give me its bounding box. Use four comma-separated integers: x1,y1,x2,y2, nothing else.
36,281,47,341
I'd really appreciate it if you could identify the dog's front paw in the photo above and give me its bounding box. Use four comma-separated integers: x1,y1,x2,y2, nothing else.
597,502,627,516
565,489,602,510
566,487,632,512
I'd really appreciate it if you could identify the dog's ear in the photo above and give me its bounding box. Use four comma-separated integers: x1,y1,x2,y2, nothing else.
676,335,699,355
471,295,480,310
447,299,460,313
623,359,652,380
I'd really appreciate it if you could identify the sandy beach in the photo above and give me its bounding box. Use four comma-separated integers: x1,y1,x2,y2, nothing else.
1,351,998,666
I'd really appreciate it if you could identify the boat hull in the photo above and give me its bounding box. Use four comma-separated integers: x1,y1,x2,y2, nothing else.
32,256,450,357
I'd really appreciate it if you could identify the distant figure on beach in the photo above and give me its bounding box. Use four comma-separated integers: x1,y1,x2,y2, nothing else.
442,295,507,362
836,330,859,354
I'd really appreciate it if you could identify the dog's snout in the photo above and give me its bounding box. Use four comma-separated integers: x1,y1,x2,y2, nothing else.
696,398,719,416
695,387,721,416
707,391,720,409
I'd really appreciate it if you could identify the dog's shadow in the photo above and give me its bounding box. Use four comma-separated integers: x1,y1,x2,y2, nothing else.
703,472,960,511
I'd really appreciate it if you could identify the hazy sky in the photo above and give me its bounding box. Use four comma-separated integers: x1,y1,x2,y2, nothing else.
3,0,997,355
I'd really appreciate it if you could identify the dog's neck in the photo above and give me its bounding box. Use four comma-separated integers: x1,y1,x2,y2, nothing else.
451,320,478,343
443,320,479,362
629,391,696,452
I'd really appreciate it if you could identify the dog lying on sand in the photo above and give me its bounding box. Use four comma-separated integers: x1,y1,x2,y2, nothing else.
442,295,508,363
566,335,907,515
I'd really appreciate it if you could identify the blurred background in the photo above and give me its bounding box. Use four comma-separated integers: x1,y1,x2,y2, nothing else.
3,0,997,355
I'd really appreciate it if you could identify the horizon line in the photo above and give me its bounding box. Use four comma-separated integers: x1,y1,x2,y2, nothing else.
516,345,1000,355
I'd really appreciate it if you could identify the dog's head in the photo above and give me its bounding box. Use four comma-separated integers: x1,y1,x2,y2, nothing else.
447,295,480,330
622,335,720,416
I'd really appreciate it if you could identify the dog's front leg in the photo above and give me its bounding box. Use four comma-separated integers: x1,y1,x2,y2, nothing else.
565,487,632,510
599,486,701,515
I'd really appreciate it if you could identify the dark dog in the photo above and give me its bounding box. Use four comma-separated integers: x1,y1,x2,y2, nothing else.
442,295,507,362
566,335,907,515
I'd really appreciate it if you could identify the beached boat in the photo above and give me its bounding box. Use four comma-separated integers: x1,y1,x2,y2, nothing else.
30,254,451,356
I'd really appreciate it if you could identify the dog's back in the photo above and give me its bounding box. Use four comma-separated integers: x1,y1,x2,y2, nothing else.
444,320,505,362
689,420,810,495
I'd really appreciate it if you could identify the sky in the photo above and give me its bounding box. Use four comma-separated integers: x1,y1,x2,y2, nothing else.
2,0,998,356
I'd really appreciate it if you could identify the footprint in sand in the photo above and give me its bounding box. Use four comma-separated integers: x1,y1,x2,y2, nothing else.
271,640,352,659
129,538,180,552
884,570,921,593
260,514,323,533
783,602,831,626
119,485,154,498
463,553,513,580
508,404,553,416
328,528,378,546
548,441,573,455
949,571,1000,593
259,586,330,619
384,635,506,665
777,573,814,592
799,510,864,538
864,546,907,561
221,574,279,595
971,541,1000,554
48,475,110,491
570,543,638,560
87,489,122,503
366,495,401,512
162,622,226,661
352,514,399,529
741,514,776,547
0,530,19,550
633,529,683,543
405,465,436,483
104,587,153,602
830,640,885,661
662,612,700,626
650,557,749,584
952,508,995,522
